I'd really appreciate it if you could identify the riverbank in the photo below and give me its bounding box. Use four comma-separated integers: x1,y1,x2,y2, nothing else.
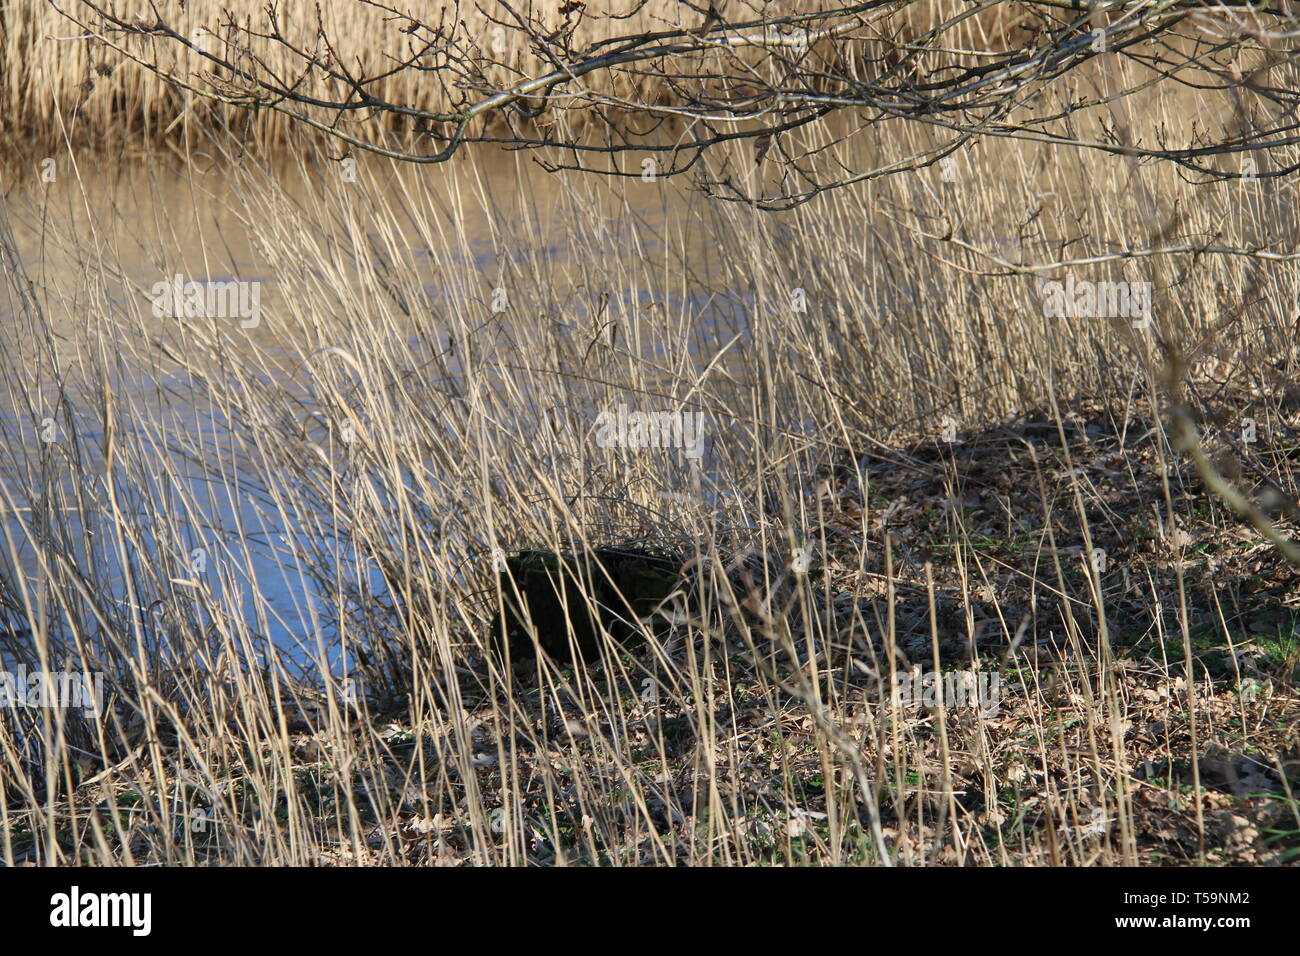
2,38,1299,862
6,389,1298,864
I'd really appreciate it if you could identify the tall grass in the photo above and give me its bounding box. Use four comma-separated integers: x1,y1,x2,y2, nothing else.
0,44,1298,864
3,0,1034,150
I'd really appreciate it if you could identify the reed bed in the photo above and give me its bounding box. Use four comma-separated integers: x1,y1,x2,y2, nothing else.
3,0,1040,151
0,42,1297,865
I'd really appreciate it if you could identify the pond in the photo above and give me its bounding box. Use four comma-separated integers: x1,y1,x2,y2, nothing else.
0,147,760,679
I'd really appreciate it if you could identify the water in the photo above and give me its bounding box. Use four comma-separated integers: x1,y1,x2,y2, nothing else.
0,150,730,677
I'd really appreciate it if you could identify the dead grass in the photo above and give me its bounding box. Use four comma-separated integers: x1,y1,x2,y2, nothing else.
3,0,1057,153
1,40,1299,865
